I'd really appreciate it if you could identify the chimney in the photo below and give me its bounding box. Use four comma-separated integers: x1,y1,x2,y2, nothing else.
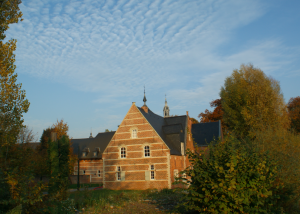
186,111,189,116
132,102,136,105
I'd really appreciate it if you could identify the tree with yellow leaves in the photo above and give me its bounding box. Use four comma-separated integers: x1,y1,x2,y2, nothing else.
220,64,290,139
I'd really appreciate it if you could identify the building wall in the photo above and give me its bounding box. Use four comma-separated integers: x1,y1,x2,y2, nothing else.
74,159,103,183
102,103,170,190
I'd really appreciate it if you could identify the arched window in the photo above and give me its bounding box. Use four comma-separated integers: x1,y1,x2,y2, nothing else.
144,146,150,157
120,147,126,158
132,129,137,138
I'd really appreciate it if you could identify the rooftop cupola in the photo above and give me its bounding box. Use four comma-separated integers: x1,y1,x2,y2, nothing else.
141,86,148,113
163,94,170,117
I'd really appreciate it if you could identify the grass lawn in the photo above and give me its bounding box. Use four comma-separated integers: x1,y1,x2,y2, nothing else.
67,188,195,214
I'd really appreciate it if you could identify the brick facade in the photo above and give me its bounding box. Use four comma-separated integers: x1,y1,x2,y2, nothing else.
72,103,200,190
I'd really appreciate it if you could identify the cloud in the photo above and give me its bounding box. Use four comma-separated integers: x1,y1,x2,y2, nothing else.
5,0,299,113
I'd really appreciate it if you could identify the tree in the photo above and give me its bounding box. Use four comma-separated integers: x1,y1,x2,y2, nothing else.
176,137,281,213
0,0,28,156
287,96,300,133
253,127,300,212
189,117,199,124
35,119,74,178
48,134,70,200
220,64,290,139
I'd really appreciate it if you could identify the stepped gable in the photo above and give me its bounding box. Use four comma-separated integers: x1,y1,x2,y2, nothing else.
71,131,115,159
191,121,221,146
138,107,187,155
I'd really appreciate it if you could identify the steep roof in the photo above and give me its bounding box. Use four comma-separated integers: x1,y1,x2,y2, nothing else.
191,121,221,146
138,107,187,155
71,131,115,159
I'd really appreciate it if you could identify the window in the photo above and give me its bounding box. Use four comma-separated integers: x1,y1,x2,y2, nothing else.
98,170,101,177
82,152,86,157
144,146,150,157
132,129,137,138
117,166,121,181
120,147,126,158
150,165,155,180
83,170,86,175
94,151,97,157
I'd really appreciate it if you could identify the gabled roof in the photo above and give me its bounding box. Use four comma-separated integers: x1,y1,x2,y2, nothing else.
71,131,115,159
191,121,221,146
138,107,187,155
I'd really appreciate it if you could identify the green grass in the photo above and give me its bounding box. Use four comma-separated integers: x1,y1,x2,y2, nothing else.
66,188,190,213
68,183,102,189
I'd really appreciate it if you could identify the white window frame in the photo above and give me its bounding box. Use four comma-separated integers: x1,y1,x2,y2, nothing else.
120,147,126,158
132,129,137,138
144,145,150,157
150,165,155,180
117,166,121,181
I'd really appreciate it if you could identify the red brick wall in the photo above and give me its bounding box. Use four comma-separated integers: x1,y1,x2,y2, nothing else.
103,103,171,190
74,159,103,183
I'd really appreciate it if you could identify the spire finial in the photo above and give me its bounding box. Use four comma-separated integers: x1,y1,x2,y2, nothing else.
143,85,147,106
89,128,93,138
163,93,170,117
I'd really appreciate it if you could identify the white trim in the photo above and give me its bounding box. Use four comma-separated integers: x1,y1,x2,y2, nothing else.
105,163,168,167
107,143,167,147
105,156,169,161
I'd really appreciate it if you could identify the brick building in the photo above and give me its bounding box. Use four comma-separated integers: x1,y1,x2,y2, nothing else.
71,92,221,190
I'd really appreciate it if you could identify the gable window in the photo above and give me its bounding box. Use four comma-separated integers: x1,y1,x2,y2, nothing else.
120,147,126,158
150,165,155,180
144,146,150,157
132,129,137,138
98,170,101,177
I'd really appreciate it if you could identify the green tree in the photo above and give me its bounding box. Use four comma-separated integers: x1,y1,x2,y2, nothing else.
48,134,70,200
253,127,300,212
176,137,281,213
220,64,289,139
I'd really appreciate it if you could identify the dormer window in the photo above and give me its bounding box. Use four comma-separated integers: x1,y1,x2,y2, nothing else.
93,151,97,157
132,129,137,138
82,152,86,157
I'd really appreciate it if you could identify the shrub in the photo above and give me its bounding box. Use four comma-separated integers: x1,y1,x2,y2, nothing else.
176,136,282,213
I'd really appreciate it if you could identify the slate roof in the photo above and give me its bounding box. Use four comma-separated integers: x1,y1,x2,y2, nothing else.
71,132,115,159
138,107,187,155
191,121,221,146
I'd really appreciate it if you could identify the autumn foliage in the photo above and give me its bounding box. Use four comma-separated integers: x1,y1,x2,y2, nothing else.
287,96,300,133
220,64,290,139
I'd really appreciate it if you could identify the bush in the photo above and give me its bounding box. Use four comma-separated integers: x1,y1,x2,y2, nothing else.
176,136,282,213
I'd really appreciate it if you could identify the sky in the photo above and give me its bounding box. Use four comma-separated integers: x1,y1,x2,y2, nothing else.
5,0,300,140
